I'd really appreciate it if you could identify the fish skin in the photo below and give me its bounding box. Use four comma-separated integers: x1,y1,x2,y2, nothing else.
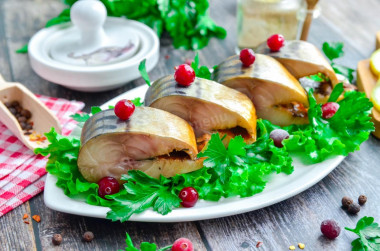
144,75,257,143
255,40,339,86
78,107,202,182
214,54,309,126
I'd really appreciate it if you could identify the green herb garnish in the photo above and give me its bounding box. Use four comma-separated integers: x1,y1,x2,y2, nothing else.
138,59,151,86
345,216,380,251
306,73,330,82
16,0,226,53
191,52,212,80
122,233,172,251
284,85,373,163
70,99,143,123
322,42,355,82
38,84,373,222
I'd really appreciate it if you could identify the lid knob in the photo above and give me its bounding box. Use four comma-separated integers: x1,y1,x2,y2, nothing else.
71,0,108,50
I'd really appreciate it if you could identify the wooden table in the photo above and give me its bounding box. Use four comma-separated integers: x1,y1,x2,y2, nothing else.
1,0,380,250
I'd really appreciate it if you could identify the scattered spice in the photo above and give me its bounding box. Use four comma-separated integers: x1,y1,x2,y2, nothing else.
289,245,296,250
23,221,30,224
22,213,28,219
348,203,361,214
52,234,63,246
32,214,41,223
165,55,170,59
358,195,367,205
28,132,47,144
83,231,94,242
341,196,353,208
298,243,305,249
256,241,263,248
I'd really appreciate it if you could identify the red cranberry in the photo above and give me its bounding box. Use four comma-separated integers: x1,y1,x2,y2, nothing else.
322,102,340,119
174,64,195,87
267,34,285,52
172,238,194,251
98,177,120,199
269,129,290,148
179,187,199,208
239,48,256,67
114,99,135,120
320,219,341,239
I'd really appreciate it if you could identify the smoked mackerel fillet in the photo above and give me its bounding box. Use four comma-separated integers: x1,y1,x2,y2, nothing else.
256,40,339,85
214,54,309,126
77,107,202,182
144,75,257,146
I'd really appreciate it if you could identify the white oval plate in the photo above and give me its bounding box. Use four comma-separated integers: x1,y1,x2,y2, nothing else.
44,85,345,222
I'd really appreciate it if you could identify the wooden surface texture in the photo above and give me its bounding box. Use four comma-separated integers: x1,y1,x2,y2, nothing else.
0,0,379,250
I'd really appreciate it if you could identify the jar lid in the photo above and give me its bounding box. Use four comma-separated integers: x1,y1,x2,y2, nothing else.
28,0,159,92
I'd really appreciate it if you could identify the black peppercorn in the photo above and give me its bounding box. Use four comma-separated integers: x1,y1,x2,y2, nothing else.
341,196,353,208
52,234,62,245
11,101,19,107
358,195,367,205
21,109,31,119
348,203,360,214
83,231,94,242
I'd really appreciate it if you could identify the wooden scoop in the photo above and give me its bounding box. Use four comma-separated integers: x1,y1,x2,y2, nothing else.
0,75,61,150
300,0,319,41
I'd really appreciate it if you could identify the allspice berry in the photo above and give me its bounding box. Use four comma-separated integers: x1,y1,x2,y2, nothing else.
358,195,367,205
341,196,353,208
348,203,361,214
83,231,94,242
52,234,62,246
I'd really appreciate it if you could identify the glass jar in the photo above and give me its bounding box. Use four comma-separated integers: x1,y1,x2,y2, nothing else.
237,0,306,50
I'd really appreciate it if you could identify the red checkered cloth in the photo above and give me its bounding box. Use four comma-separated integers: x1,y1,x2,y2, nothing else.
0,95,84,217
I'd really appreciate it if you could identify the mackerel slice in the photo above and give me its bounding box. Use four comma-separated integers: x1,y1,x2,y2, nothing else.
256,40,339,85
77,107,202,182
214,54,308,126
144,75,257,146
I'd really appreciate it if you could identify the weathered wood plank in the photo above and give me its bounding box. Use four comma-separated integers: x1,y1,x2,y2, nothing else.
0,0,379,250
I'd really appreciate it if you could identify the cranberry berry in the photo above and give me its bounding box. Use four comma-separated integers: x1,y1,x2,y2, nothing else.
269,129,290,148
321,219,341,239
98,177,120,199
240,48,256,67
179,187,199,208
322,102,340,119
174,64,195,87
114,99,135,120
172,238,194,251
267,34,285,52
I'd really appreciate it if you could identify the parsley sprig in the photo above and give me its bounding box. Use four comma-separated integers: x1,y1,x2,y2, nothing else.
122,232,172,251
345,216,380,251
17,0,226,53
322,42,355,82
284,84,373,163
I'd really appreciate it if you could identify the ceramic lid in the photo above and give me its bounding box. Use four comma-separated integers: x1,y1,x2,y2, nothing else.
28,0,159,92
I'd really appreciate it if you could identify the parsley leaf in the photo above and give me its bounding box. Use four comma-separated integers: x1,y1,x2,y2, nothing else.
131,97,144,107
107,171,181,222
306,73,330,82
122,233,172,251
138,59,151,86
15,44,28,54
321,42,355,82
322,42,344,61
191,53,212,80
345,216,380,251
69,113,90,123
